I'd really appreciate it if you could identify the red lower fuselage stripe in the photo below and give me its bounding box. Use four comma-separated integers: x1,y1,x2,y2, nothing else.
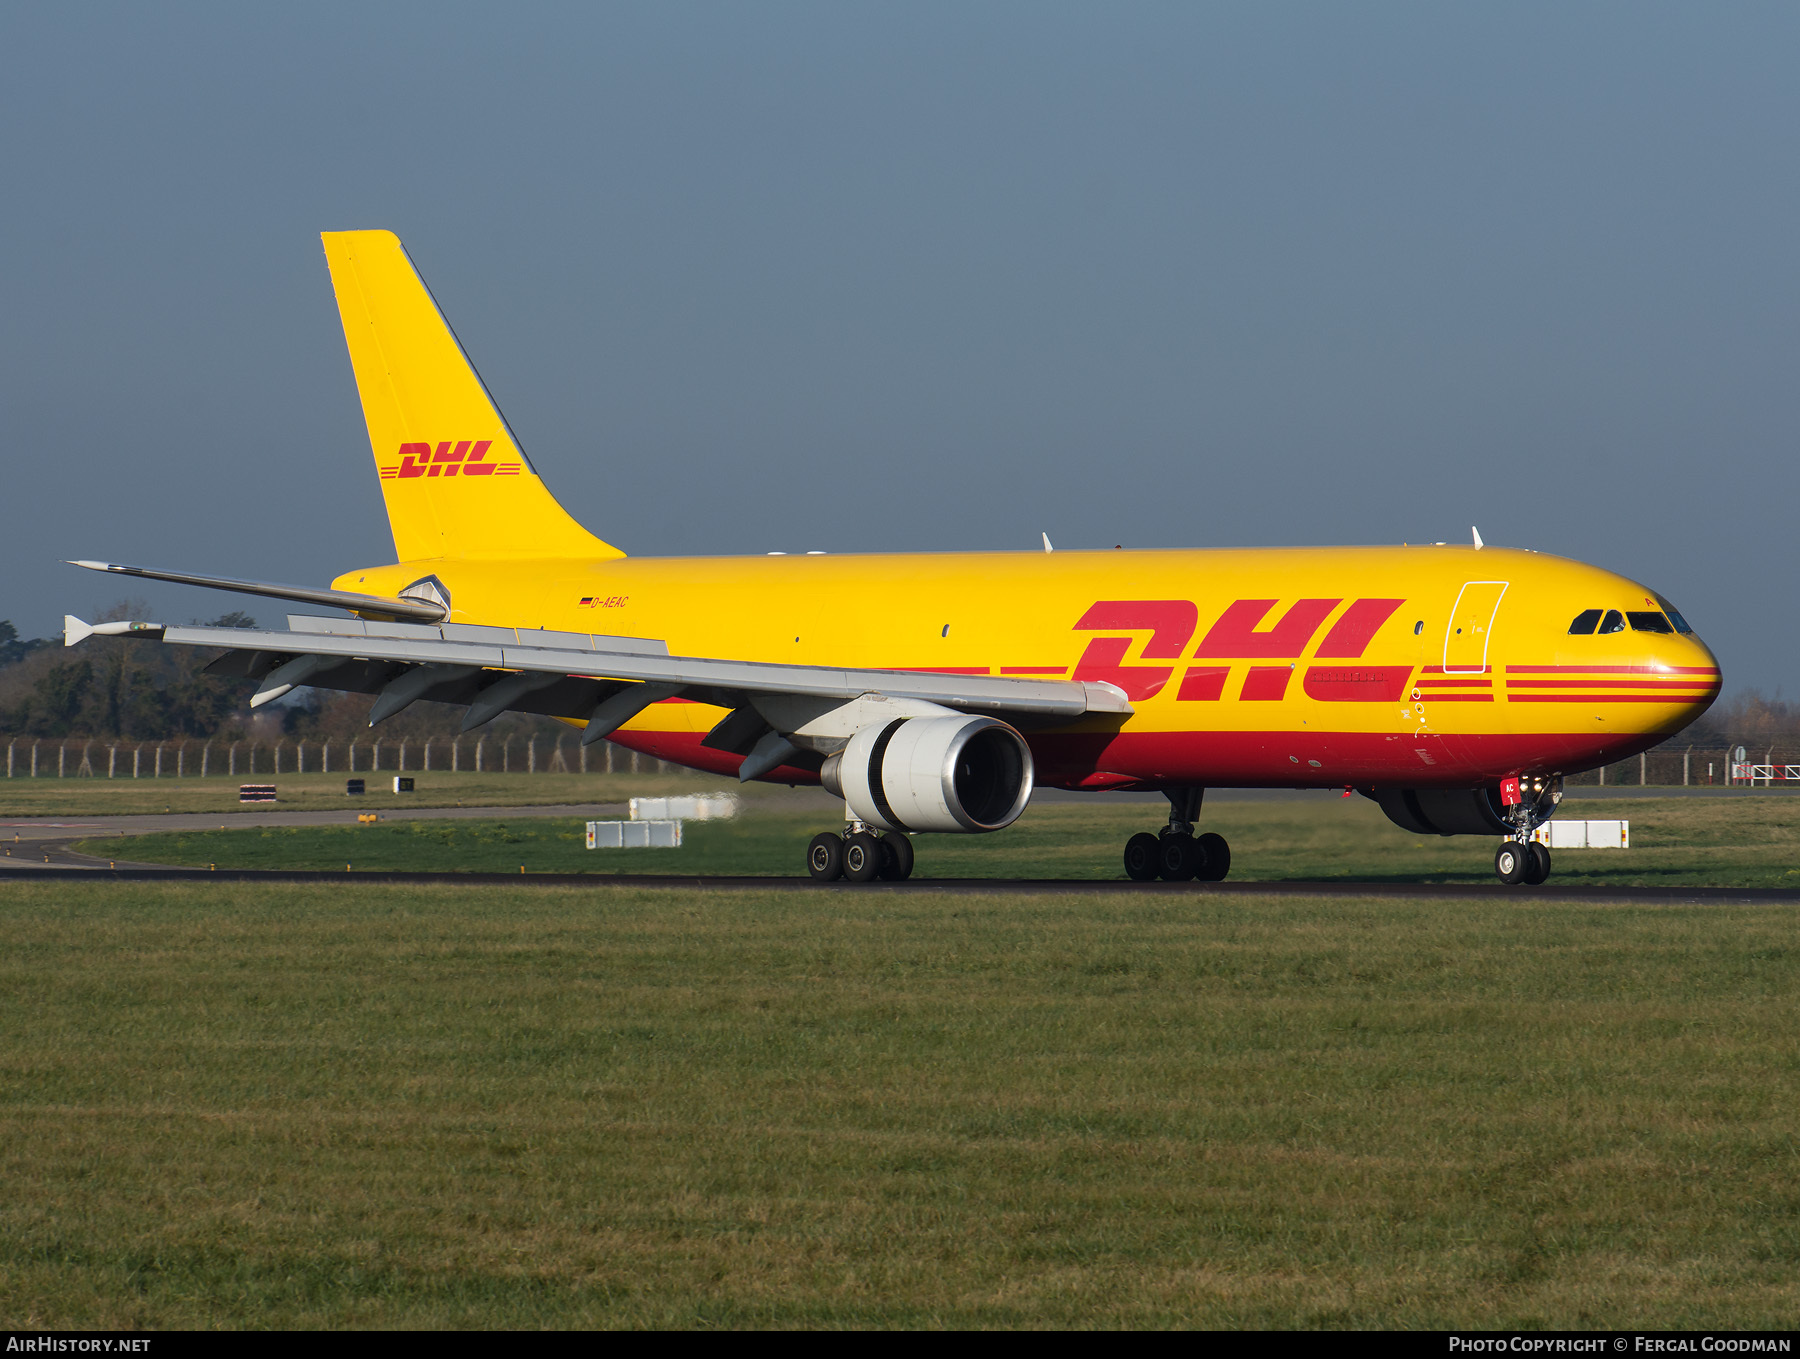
604,725,1680,792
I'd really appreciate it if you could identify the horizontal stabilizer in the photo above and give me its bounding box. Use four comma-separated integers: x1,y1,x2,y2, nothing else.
67,560,446,622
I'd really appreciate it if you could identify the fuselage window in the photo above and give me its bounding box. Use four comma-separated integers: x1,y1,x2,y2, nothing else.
1599,610,1626,634
1654,594,1695,635
1568,609,1602,635
1627,611,1672,634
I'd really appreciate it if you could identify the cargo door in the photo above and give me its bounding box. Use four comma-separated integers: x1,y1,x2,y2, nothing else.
1443,581,1508,674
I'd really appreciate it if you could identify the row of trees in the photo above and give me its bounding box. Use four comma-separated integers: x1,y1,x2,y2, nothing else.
0,609,254,739
0,621,49,669
0,607,573,747
1681,689,1800,749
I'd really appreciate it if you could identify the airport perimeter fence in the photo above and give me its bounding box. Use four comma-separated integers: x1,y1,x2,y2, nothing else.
1541,745,1791,788
1,735,1786,789
0,735,673,779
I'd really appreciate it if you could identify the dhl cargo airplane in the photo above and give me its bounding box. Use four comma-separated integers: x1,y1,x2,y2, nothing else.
63,230,1720,885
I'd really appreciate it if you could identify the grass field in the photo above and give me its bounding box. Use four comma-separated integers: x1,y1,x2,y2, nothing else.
2,878,1797,1327
0,769,722,817
76,794,1800,887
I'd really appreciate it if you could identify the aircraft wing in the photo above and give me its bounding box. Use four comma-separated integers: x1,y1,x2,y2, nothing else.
64,613,1131,770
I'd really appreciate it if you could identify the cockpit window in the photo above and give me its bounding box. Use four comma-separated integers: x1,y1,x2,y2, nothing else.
1628,611,1673,634
1653,593,1694,635
1599,609,1626,634
1568,609,1602,635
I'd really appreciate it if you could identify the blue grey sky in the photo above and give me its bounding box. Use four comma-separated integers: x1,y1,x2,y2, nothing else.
4,4,1796,690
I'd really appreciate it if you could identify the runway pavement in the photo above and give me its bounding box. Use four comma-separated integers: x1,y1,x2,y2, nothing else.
0,860,1795,903
0,800,632,844
2,782,1786,847
4,785,1795,884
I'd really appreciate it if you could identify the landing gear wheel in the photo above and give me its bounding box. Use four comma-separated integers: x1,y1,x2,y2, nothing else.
843,831,884,883
879,832,915,881
1195,832,1231,882
1157,832,1202,882
1124,832,1161,882
1523,841,1551,885
807,832,844,881
1495,841,1529,885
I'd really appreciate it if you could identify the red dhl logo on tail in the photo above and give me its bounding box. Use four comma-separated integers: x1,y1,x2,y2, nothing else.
378,441,523,480
1072,598,1411,703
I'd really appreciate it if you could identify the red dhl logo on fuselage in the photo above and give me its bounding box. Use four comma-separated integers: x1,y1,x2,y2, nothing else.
1059,598,1717,705
1071,597,1410,703
378,441,523,480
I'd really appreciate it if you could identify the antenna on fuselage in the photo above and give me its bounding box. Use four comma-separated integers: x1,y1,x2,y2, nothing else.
1042,532,1054,553
1471,526,1484,549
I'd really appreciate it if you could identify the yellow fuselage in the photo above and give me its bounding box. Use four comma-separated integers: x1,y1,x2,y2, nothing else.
336,543,1718,790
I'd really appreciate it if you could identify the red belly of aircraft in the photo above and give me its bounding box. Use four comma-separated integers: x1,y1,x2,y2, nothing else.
606,721,1684,791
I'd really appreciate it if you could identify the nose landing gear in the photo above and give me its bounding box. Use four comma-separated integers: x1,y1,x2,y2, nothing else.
1123,787,1231,882
1495,838,1551,885
1494,775,1561,885
1524,840,1550,884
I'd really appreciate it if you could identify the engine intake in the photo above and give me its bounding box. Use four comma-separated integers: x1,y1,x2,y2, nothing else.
1370,787,1511,837
821,715,1034,833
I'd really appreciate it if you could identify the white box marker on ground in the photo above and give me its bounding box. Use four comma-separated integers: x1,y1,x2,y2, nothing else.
628,794,739,822
1530,820,1629,849
586,819,683,849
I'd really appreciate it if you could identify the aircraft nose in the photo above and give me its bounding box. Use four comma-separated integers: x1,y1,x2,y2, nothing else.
1657,632,1722,715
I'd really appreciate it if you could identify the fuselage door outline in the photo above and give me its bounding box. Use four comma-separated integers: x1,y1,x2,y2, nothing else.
1443,580,1509,675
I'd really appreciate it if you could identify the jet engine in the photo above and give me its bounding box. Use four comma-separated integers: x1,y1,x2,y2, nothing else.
820,715,1034,833
1369,787,1511,837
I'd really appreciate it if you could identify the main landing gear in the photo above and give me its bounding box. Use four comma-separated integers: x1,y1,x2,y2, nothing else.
1123,787,1231,882
807,823,915,883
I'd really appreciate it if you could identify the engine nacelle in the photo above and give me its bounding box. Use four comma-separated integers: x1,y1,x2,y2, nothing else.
820,715,1034,833
1370,787,1511,837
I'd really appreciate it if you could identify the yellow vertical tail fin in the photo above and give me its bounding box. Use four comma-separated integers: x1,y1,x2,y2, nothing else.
321,229,622,563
